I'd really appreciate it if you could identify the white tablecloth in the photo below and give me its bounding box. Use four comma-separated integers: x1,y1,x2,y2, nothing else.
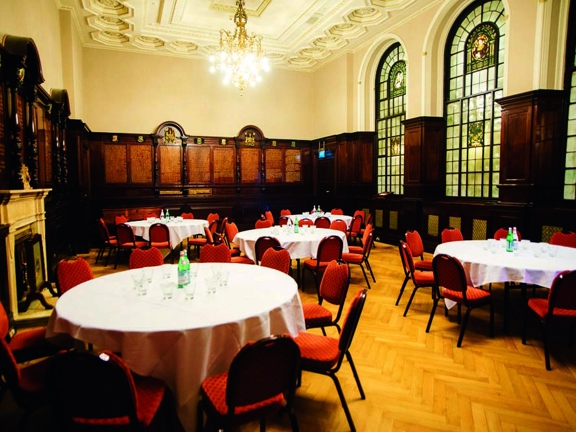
233,227,349,261
128,219,208,248
287,213,353,227
434,240,576,288
46,263,305,432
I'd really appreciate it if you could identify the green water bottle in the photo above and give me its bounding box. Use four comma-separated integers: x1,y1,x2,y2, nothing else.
177,250,190,288
294,217,299,234
506,227,514,252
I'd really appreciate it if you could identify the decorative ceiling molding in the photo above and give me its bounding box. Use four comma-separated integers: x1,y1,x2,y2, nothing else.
60,0,424,71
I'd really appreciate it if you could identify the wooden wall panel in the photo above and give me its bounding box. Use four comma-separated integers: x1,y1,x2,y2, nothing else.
265,148,283,183
159,145,181,184
129,145,152,184
213,147,235,184
240,147,260,183
285,149,301,183
104,145,127,183
187,146,211,183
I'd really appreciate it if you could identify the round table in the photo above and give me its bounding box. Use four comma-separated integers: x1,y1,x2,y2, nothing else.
233,227,349,262
434,240,576,288
127,219,208,249
46,263,305,432
287,213,353,227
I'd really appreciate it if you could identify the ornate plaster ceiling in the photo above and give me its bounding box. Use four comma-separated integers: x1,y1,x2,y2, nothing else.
58,0,418,71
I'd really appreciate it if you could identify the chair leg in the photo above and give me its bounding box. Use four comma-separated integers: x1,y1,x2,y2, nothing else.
365,260,376,283
327,372,357,432
345,351,365,399
456,307,473,348
503,282,510,333
542,322,551,371
260,417,266,432
196,400,204,431
489,301,494,338
288,408,299,432
403,286,420,317
395,276,409,306
426,297,440,333
359,264,371,289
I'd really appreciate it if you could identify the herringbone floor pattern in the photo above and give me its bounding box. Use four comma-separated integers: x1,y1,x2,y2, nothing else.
2,241,576,431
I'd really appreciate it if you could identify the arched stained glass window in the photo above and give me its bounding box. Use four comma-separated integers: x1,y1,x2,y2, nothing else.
376,42,406,195
563,4,576,200
444,0,506,198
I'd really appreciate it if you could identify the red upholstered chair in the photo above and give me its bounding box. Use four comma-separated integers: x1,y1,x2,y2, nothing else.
359,213,374,238
96,218,118,267
223,220,242,256
549,231,576,248
522,270,576,370
294,289,367,432
47,350,183,431
441,227,464,243
330,208,344,215
298,218,314,227
56,257,94,296
207,212,220,226
265,210,274,226
260,247,291,274
427,254,494,348
303,260,350,334
0,337,53,429
0,301,62,364
494,227,522,241
347,214,363,245
314,216,331,229
330,219,348,234
255,236,281,265
405,230,432,271
129,247,165,269
180,212,194,220
188,219,218,258
280,209,292,216
255,219,272,229
115,215,128,225
197,335,300,432
278,216,291,227
302,235,344,292
200,243,232,263
342,225,376,289
397,241,435,316
115,223,148,269
353,209,365,223
149,223,173,262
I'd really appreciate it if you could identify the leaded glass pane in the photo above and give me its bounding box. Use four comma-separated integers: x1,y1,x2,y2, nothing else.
444,0,505,198
376,43,406,195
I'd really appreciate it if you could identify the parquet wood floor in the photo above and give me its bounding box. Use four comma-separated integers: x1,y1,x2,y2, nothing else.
2,241,576,431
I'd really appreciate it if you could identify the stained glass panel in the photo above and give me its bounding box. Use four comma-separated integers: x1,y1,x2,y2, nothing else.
444,0,505,198
564,36,576,200
376,43,406,195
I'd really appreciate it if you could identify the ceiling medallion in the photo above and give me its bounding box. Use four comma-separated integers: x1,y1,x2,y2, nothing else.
209,0,270,95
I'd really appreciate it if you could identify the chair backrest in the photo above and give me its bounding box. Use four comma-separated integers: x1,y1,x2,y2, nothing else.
405,230,425,258
115,215,128,225
255,219,272,229
298,218,314,227
129,247,164,269
47,350,140,427
314,216,331,229
0,338,27,405
546,270,576,315
0,301,10,340
260,247,291,274
255,236,281,264
361,225,374,256
224,221,240,245
331,208,344,215
180,212,194,220
200,243,232,263
149,223,170,247
549,231,576,248
205,226,224,245
353,210,365,223
57,257,94,295
398,240,416,277
207,213,220,225
337,289,367,357
316,235,344,264
96,218,114,242
348,215,363,234
330,219,348,234
432,253,468,296
280,209,292,216
265,211,274,225
364,213,373,226
494,227,522,241
278,216,291,226
441,227,463,243
225,335,300,419
116,223,137,247
319,260,350,306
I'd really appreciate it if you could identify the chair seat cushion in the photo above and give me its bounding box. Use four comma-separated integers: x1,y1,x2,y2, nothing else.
201,372,284,418
347,245,363,254
120,241,148,249
132,373,167,426
443,287,491,305
150,241,170,248
414,260,433,271
19,356,53,394
413,271,435,285
528,298,576,319
303,304,333,327
341,253,363,264
303,260,330,271
231,256,254,265
294,332,339,370
188,238,207,246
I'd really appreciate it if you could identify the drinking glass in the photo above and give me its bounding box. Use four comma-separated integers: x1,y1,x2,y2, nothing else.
184,280,196,300
131,269,144,291
520,239,531,251
219,269,230,287
548,245,558,257
189,263,199,279
161,264,173,280
205,276,218,294
160,281,174,299
143,267,154,284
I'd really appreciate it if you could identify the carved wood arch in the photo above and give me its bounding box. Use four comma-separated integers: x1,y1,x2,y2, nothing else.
151,121,189,195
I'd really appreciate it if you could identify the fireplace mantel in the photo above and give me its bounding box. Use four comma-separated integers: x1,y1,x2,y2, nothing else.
0,189,52,322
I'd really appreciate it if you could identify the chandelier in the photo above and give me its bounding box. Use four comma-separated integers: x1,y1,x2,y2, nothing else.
209,0,270,95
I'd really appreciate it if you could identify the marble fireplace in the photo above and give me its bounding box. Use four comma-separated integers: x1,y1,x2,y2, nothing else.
0,189,52,323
